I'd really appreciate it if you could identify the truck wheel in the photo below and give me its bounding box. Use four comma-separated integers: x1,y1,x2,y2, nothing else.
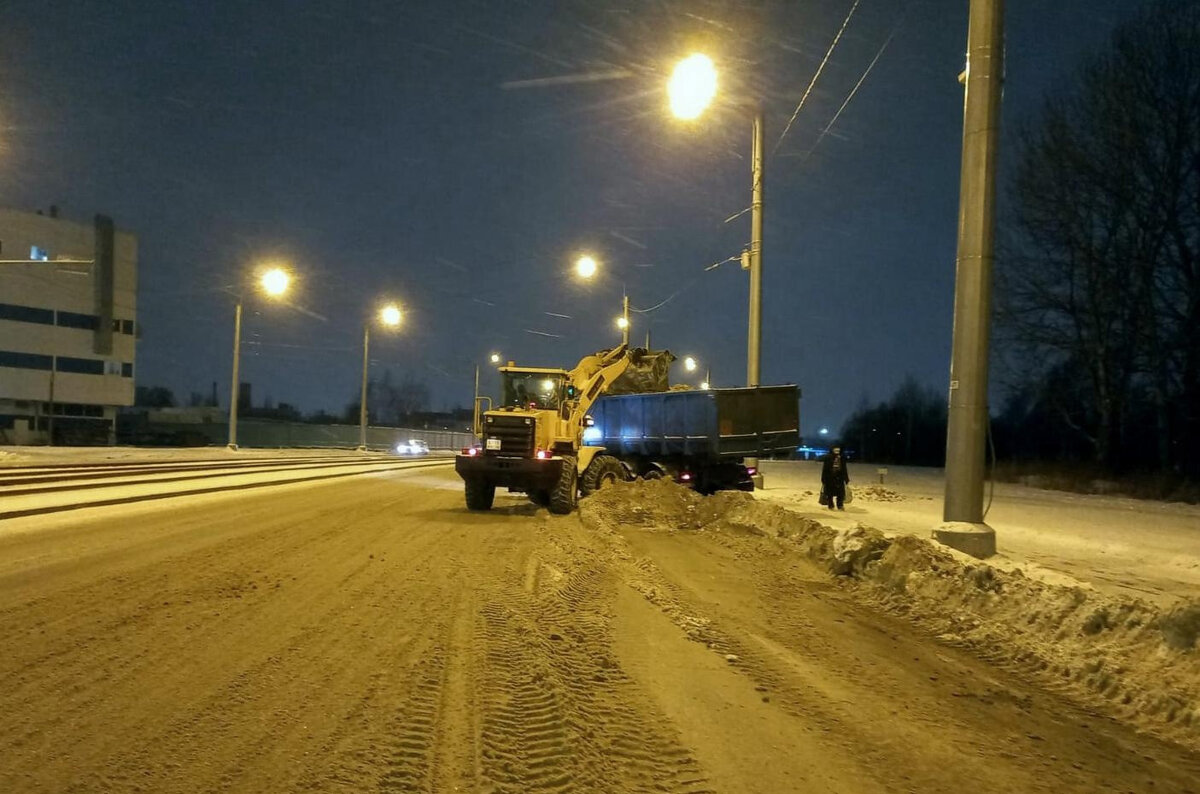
464,478,495,511
548,457,578,515
581,455,629,496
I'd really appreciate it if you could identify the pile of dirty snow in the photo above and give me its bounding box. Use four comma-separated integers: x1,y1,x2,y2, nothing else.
580,479,1200,751
852,484,905,502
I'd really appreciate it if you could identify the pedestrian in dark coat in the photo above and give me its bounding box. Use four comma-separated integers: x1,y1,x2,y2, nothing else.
821,446,850,510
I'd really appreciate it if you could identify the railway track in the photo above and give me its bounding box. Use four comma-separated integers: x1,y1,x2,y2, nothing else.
0,454,454,520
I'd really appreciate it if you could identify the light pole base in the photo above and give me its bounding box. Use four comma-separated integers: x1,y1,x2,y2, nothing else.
932,521,996,559
356,445,368,453
226,443,238,452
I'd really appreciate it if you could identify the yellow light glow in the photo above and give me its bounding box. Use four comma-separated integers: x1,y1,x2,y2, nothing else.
616,316,629,330
490,353,501,364
575,255,598,279
684,356,697,372
260,267,290,297
668,53,718,120
380,304,402,327
541,379,555,392
700,381,710,390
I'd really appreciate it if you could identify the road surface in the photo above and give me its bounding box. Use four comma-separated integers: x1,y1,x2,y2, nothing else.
1,467,1196,793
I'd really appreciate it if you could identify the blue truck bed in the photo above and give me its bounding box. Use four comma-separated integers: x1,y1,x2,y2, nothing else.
586,385,800,460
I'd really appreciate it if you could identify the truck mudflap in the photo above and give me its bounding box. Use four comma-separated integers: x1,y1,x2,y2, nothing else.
455,453,564,493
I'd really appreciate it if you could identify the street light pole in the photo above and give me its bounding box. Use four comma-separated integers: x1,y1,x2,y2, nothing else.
622,294,630,346
936,0,1005,559
227,301,243,450
747,107,764,389
745,107,766,488
473,363,480,437
358,324,371,452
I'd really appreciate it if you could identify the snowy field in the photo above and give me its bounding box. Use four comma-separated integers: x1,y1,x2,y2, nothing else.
759,460,1200,607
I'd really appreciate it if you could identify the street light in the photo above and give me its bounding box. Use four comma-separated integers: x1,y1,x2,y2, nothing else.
489,352,501,364
575,255,598,280
358,302,403,452
669,53,765,486
683,356,698,372
228,265,292,450
667,54,718,120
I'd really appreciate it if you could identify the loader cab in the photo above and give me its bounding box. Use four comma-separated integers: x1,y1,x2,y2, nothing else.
500,368,573,412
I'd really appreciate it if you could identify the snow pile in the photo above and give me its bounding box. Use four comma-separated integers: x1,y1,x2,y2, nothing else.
580,479,1200,751
852,484,905,502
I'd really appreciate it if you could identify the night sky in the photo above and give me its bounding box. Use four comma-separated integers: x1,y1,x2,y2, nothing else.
0,0,1136,435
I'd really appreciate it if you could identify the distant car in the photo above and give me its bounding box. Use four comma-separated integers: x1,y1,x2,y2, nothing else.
395,439,430,456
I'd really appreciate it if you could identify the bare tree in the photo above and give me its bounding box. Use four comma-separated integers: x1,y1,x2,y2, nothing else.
998,0,1200,472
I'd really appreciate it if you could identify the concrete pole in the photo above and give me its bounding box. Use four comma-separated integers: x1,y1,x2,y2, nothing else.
936,0,1005,559
622,294,630,347
747,107,764,390
746,108,766,488
227,301,243,450
473,363,480,437
358,324,370,452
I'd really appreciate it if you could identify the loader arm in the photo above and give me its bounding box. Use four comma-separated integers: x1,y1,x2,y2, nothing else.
565,344,632,425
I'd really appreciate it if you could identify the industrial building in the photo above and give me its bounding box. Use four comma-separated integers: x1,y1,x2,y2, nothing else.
0,207,137,444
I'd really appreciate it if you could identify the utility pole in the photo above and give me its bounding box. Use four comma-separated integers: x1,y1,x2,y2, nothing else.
621,294,630,346
473,364,480,437
745,107,766,489
358,325,371,452
936,0,1005,559
227,302,243,450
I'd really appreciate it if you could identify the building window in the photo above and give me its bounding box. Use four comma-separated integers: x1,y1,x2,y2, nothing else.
121,362,133,378
0,350,53,371
30,245,50,261
111,319,135,335
0,303,55,325
57,311,99,330
55,356,105,375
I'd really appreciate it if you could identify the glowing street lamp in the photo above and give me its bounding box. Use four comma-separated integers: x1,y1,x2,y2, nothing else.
228,264,292,450
489,352,501,364
667,53,718,121
260,267,290,297
358,301,403,451
700,381,710,391
683,356,698,372
575,255,598,279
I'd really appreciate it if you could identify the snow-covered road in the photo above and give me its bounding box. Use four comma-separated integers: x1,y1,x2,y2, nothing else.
0,466,1196,792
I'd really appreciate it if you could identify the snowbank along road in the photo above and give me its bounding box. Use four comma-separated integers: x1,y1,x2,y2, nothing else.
0,466,1197,793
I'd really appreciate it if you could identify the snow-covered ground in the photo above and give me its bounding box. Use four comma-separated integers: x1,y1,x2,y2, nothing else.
759,460,1200,607
0,445,444,467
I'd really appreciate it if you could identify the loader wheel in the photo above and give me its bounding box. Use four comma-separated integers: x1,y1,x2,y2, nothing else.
581,455,629,496
641,467,664,481
548,457,578,515
464,478,495,511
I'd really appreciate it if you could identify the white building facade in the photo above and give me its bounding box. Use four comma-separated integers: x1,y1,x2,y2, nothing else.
0,207,138,444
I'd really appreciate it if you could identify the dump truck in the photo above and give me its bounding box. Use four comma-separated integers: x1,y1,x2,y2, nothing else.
454,345,800,514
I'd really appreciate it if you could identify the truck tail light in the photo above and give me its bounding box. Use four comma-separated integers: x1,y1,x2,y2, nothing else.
463,446,479,456
746,466,757,476
680,472,692,482
535,449,549,460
